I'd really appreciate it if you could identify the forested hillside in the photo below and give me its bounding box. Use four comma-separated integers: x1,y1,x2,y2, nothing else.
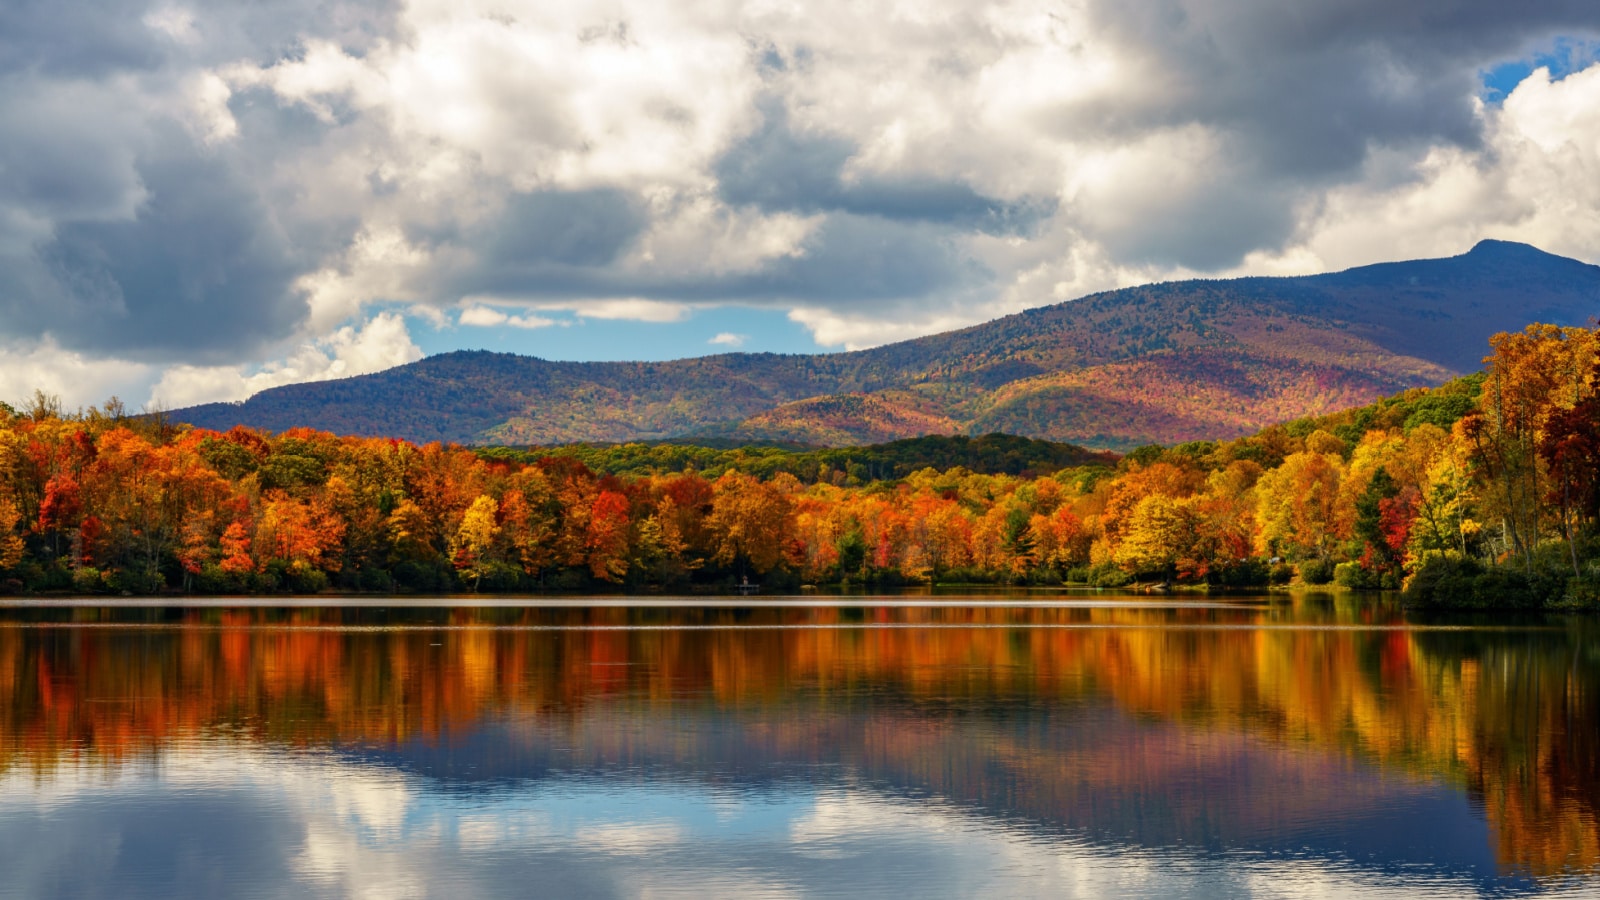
173,241,1600,450
7,323,1600,608
479,433,1116,482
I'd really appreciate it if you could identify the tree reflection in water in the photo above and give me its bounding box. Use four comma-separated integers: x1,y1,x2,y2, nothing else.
0,598,1595,881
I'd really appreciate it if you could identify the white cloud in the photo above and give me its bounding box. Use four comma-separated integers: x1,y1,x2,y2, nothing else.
297,228,443,336
787,306,988,351
183,72,239,145
0,337,153,411
148,312,423,408
456,305,505,327
228,2,758,191
458,304,557,329
534,298,692,322
407,304,452,330
708,332,746,347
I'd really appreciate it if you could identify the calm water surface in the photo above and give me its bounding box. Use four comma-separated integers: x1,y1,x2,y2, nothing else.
0,594,1596,898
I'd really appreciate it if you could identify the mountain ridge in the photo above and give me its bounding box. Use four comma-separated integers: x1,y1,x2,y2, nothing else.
173,240,1600,449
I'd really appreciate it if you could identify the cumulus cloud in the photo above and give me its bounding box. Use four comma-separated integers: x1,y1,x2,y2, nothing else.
708,332,746,347
0,0,1598,398
458,304,557,329
148,312,422,408
0,337,153,411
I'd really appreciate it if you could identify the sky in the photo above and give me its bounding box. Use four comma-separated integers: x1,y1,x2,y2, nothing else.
2,1,1599,410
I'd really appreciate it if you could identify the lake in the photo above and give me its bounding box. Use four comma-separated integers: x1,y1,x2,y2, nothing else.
0,594,1595,898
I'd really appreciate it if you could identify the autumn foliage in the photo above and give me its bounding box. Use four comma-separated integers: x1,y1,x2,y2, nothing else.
0,325,1597,604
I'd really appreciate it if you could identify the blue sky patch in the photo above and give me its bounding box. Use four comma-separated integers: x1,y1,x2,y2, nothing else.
1480,37,1599,102
410,305,827,363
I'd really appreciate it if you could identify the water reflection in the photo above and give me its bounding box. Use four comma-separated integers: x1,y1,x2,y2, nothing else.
0,598,1595,898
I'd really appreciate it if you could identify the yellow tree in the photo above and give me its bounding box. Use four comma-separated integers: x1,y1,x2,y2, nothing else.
1255,450,1344,560
1114,494,1196,580
633,495,695,585
707,471,794,575
970,504,1011,574
387,498,437,562
452,495,501,589
0,495,23,571
1099,460,1203,557
499,468,558,576
1408,425,1481,562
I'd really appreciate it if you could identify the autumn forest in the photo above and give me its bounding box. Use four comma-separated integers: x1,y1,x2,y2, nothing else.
2,324,1599,609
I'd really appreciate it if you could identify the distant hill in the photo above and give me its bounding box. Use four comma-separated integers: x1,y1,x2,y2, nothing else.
479,432,1117,482
693,392,962,447
175,240,1600,449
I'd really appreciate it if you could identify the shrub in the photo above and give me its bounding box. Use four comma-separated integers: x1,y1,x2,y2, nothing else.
13,562,43,591
549,568,592,591
393,560,449,592
1087,562,1132,588
473,561,523,592
358,568,396,592
71,566,103,595
1333,561,1372,589
250,568,281,593
1403,555,1558,609
1268,562,1294,585
103,566,161,595
1212,559,1269,587
287,565,329,594
1561,577,1600,609
1028,568,1065,586
193,563,248,594
1298,558,1334,585
1467,568,1537,609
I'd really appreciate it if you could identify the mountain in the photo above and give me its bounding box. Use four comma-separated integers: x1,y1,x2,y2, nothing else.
174,240,1600,449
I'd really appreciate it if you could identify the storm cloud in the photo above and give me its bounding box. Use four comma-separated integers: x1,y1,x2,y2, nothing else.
1,0,1599,403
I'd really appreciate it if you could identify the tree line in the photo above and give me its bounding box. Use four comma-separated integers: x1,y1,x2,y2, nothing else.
1,323,1597,606
477,433,1115,483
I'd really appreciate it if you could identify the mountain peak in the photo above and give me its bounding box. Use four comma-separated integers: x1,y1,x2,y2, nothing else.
1449,239,1600,281
1466,238,1549,258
